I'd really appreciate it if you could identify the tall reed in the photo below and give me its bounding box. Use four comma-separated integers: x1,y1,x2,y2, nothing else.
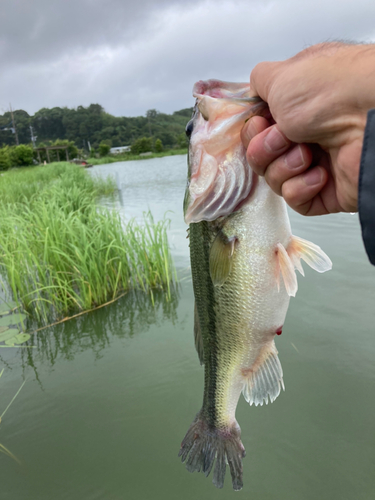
0,163,176,324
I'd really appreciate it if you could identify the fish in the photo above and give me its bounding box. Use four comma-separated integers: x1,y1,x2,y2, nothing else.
178,79,332,490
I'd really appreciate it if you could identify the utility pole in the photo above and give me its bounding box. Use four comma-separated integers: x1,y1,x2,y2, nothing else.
30,125,37,148
9,103,19,146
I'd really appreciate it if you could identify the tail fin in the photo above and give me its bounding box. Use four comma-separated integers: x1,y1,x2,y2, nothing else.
178,413,245,490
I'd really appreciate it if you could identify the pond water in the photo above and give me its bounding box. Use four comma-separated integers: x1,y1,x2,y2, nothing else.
1,155,375,500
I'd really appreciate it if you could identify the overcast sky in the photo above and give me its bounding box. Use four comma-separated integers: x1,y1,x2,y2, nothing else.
1,0,374,117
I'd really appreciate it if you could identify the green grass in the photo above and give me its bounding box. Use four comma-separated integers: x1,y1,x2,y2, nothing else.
90,148,188,165
0,162,177,324
0,162,114,204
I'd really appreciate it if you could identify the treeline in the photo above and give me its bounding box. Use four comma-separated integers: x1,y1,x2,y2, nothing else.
0,104,193,153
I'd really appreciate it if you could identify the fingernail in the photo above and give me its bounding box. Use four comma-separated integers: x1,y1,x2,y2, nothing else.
264,127,288,152
303,167,323,186
285,146,304,169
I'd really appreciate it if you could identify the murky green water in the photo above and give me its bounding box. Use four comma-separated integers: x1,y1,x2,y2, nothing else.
1,155,375,499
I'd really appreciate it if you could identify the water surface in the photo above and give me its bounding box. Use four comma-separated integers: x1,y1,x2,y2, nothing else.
1,155,374,500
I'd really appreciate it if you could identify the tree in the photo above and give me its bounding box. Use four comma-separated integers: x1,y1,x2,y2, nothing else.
0,146,11,170
9,145,34,166
146,109,159,120
99,141,111,156
0,104,193,153
173,108,194,118
33,107,65,142
154,138,163,152
177,133,188,149
131,137,153,155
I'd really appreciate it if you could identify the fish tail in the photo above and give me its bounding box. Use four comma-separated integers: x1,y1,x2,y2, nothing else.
178,412,245,490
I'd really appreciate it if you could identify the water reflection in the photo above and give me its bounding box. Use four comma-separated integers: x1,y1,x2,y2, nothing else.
14,288,179,378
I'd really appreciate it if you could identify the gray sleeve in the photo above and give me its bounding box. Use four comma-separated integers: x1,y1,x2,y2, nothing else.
358,109,375,266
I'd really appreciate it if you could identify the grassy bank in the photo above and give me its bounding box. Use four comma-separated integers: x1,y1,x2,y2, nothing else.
90,148,187,165
0,162,176,324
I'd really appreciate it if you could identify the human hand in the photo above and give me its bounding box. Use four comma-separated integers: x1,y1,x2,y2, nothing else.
241,42,375,216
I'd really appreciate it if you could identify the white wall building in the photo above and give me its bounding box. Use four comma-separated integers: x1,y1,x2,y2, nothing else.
110,146,131,154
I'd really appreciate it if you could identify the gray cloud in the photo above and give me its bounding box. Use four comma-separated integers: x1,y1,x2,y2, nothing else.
1,0,375,116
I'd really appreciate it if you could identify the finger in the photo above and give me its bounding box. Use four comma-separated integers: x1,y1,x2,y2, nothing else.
281,166,329,216
246,124,292,176
241,116,270,149
265,144,313,196
250,61,282,101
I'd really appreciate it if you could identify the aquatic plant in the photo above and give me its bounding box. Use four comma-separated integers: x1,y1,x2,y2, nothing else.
0,300,30,347
0,162,177,324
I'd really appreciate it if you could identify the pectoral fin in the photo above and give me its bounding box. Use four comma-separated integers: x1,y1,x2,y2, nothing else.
276,243,298,297
209,232,236,286
276,236,332,297
287,235,332,274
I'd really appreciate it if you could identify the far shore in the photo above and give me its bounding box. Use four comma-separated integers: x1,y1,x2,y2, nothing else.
90,148,188,166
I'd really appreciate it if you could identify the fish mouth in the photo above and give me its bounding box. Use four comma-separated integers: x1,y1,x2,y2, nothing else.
184,80,268,225
193,79,264,102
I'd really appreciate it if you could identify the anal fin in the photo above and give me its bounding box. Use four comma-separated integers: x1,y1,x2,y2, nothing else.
242,342,284,407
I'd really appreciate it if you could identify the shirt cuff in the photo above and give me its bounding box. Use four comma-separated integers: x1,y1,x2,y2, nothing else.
358,109,375,266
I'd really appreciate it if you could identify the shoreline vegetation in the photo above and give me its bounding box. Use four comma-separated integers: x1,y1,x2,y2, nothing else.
0,162,177,325
89,148,187,165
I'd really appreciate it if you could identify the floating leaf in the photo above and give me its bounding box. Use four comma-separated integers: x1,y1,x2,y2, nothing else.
14,334,30,344
5,339,16,346
0,314,27,327
0,301,17,313
0,326,8,334
0,329,20,343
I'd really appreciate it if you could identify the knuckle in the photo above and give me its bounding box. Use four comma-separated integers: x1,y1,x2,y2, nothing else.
246,151,265,175
265,164,283,195
250,62,274,97
281,179,301,206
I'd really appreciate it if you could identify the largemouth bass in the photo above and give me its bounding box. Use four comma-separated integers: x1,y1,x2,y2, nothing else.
179,80,332,490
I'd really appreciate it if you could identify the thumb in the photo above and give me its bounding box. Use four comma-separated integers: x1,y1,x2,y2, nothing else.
250,61,283,102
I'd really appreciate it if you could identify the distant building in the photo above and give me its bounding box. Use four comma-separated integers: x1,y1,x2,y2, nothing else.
110,146,131,154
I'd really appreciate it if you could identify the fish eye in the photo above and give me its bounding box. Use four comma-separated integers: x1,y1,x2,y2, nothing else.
185,119,194,138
